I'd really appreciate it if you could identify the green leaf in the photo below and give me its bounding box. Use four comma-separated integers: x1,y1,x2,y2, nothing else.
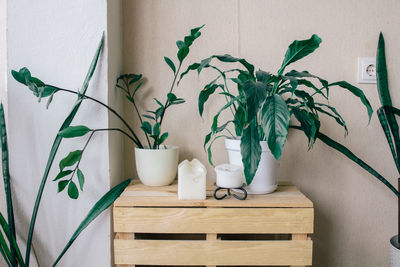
197,57,212,74
291,126,400,199
204,132,212,150
53,170,73,181
25,33,104,266
184,35,195,46
0,213,25,267
206,135,229,166
52,178,132,267
58,125,91,138
167,93,177,102
315,103,348,134
58,180,69,193
190,24,205,37
164,57,176,73
260,95,290,159
0,104,17,266
11,67,31,85
242,80,267,120
256,70,272,83
176,40,186,49
68,181,79,199
59,150,83,171
292,108,318,148
179,63,200,83
329,81,373,121
377,108,400,172
141,121,152,135
177,46,189,62
153,123,160,137
214,54,255,77
285,70,328,89
278,34,322,75
157,132,169,145
211,97,239,134
376,33,391,107
77,169,85,191
199,84,218,116
241,120,261,185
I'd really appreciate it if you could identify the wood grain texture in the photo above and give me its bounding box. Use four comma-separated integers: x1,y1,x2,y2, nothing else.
114,239,313,265
113,179,313,208
114,207,314,234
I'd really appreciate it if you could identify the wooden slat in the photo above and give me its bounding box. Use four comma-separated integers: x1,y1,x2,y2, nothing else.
114,207,314,234
113,179,313,208
114,239,313,266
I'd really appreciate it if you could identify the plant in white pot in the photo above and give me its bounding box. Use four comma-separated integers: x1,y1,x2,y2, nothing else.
13,25,204,188
115,25,204,186
182,34,373,194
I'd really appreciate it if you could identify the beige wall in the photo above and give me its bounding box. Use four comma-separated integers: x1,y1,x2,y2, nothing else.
122,0,400,266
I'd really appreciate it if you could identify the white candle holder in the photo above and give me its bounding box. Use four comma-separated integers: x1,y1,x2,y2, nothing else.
215,164,244,188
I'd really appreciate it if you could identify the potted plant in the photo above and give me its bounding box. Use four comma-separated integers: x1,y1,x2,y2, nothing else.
2,35,131,266
182,34,372,194
13,25,204,187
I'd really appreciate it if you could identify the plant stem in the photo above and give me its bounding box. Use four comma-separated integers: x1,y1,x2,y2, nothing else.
49,86,143,148
69,132,94,182
122,79,152,148
93,128,139,145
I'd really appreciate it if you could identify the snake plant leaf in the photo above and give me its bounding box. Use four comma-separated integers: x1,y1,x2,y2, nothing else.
164,57,176,74
53,170,73,181
242,80,267,121
59,150,82,171
0,104,17,266
0,230,11,267
24,33,104,266
67,181,79,199
52,178,132,267
377,107,400,173
58,126,91,138
241,120,262,184
292,125,400,199
260,95,290,160
376,33,391,106
329,81,373,121
0,213,24,266
278,34,322,75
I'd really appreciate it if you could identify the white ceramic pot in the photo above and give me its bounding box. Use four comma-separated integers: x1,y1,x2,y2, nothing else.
225,138,278,194
215,164,244,188
135,145,179,186
390,235,400,267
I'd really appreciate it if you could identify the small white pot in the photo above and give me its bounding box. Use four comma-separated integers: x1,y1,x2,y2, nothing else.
215,164,244,188
225,138,278,194
390,235,400,267
135,146,179,186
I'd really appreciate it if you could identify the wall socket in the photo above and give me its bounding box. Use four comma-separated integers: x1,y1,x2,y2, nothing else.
358,57,376,84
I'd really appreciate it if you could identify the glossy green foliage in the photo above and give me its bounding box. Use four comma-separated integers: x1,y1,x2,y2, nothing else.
183,34,372,184
116,25,204,149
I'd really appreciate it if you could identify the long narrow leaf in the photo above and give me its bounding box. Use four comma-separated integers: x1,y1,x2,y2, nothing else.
376,33,391,106
0,231,11,267
25,34,104,265
52,178,132,266
291,126,400,199
0,213,24,266
377,108,400,173
0,104,17,266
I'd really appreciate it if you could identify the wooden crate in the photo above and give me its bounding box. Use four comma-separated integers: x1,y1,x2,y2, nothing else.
113,180,314,267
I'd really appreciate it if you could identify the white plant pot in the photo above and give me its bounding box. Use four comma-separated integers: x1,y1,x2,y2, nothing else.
390,235,400,267
135,146,179,186
215,164,244,188
225,138,278,194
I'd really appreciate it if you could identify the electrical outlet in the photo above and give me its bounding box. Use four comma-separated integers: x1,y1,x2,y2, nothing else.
358,57,376,84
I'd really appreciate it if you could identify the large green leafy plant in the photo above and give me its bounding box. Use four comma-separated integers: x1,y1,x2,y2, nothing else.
0,36,131,266
183,34,372,184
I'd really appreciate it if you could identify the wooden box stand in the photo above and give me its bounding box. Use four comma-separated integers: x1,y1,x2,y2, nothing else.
113,180,314,267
